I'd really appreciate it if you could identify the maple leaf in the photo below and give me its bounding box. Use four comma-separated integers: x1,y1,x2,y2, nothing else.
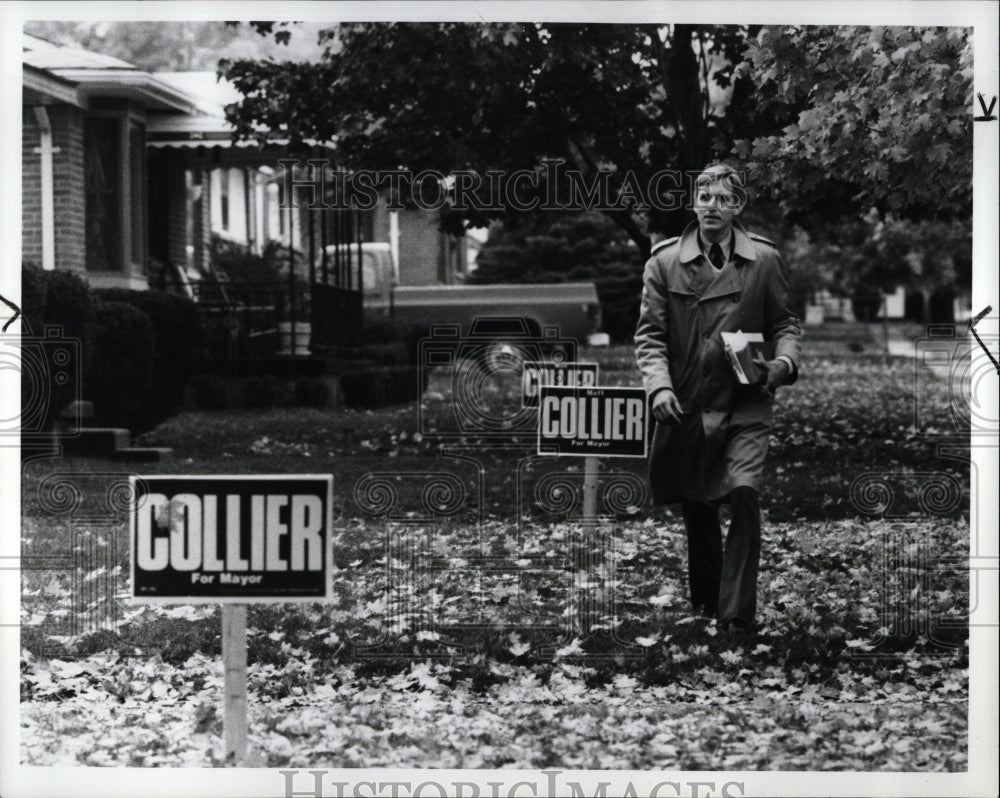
554,638,585,658
508,636,531,657
719,650,742,666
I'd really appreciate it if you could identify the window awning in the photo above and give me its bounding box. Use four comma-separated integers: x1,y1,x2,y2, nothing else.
146,124,335,178
147,131,265,149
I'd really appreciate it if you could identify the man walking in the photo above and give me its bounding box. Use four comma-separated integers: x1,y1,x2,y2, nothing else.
635,164,801,632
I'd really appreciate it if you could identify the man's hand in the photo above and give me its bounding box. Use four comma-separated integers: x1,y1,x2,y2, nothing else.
651,389,684,424
752,354,791,396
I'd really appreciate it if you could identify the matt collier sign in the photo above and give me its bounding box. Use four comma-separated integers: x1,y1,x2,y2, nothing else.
537,386,648,458
130,475,333,603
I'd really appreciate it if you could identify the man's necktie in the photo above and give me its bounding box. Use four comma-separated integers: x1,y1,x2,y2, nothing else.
709,243,725,270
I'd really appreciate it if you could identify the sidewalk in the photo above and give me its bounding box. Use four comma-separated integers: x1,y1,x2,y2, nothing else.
886,332,970,379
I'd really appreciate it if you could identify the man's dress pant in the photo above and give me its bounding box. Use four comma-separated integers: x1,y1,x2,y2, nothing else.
681,485,761,623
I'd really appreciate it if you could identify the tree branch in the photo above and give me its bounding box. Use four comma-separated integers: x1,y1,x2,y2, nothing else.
564,134,651,257
697,29,711,124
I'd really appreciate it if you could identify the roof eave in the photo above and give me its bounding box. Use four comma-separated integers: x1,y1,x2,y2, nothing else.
23,64,86,108
51,70,202,113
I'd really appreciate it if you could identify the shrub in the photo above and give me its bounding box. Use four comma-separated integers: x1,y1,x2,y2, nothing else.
20,263,47,335
390,366,428,402
360,342,408,366
341,366,427,409
190,375,229,410
211,235,310,318
85,301,155,430
851,291,883,323
212,235,284,283
928,286,956,324
295,378,331,408
95,289,204,430
20,265,96,432
362,320,426,365
42,268,97,381
905,290,926,322
593,264,643,344
363,320,405,344
341,370,384,408
244,376,278,409
470,210,644,344
785,260,824,321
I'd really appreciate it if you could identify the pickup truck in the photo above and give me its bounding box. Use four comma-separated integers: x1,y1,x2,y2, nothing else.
327,243,604,344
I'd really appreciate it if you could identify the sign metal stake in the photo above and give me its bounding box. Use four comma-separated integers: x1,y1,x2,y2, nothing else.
222,604,248,765
582,456,599,529
580,456,600,635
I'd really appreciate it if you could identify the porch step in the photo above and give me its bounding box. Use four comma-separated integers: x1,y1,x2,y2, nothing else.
58,427,131,456
59,400,95,422
54,428,172,462
112,447,173,463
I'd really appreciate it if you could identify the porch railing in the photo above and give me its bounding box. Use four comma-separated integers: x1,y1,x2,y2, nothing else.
193,188,369,359
192,281,310,360
192,279,365,359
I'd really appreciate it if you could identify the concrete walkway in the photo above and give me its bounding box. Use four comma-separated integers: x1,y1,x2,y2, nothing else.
886,330,988,380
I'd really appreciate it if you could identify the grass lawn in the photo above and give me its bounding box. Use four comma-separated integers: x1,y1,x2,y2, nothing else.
19,322,972,769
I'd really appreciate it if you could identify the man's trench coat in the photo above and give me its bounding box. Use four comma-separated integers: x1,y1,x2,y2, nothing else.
635,221,802,505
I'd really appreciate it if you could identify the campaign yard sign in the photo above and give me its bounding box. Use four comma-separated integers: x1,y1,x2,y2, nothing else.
130,475,333,603
522,361,599,407
537,386,648,458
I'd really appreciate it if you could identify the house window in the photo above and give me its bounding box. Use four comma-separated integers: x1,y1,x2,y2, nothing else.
186,169,205,274
278,181,285,237
84,115,146,273
220,168,230,231
84,117,122,271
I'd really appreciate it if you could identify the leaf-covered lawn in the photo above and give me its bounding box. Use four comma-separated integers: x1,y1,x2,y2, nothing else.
20,325,972,769
21,651,964,770
20,513,969,769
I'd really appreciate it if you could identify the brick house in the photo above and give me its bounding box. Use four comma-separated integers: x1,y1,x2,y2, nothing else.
23,35,479,357
22,35,205,289
22,36,307,294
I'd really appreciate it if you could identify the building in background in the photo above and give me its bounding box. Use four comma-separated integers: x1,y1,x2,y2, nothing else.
23,34,200,290
23,39,478,298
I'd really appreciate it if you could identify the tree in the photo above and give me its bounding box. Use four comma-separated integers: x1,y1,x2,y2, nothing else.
733,26,972,224
730,26,972,321
221,23,759,256
221,23,972,319
24,21,325,71
469,211,641,342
